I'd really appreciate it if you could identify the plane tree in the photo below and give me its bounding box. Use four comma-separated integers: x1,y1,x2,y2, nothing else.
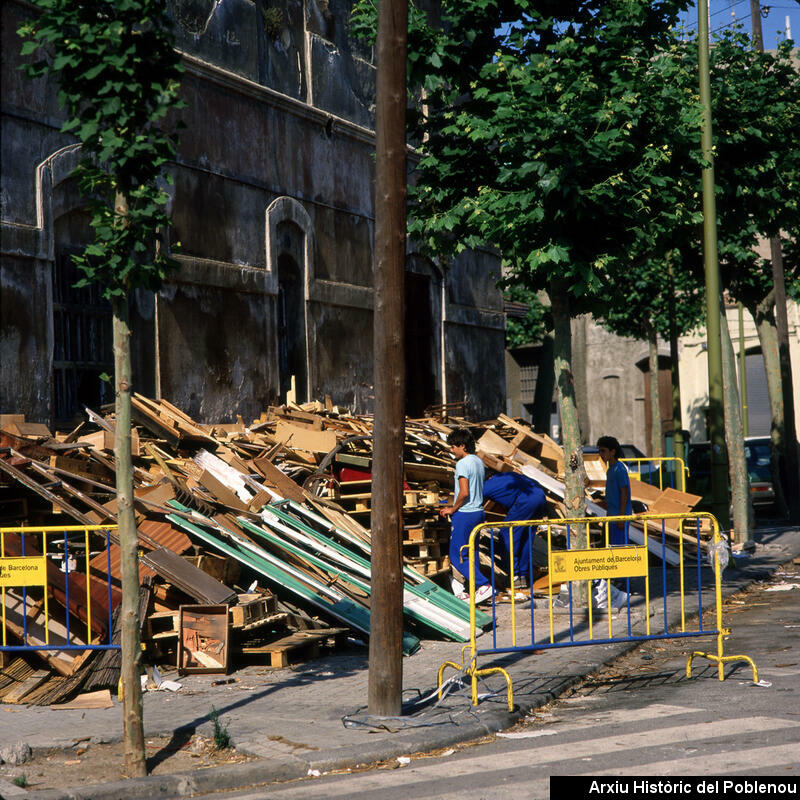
402,0,692,570
19,0,184,776
708,30,800,520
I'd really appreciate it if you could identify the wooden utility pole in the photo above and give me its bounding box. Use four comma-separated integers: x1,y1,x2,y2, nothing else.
369,0,408,717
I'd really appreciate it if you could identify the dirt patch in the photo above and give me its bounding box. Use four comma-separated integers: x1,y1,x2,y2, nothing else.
0,733,257,793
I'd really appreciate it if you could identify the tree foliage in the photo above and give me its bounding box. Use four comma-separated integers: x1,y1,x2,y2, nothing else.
707,31,800,307
402,1,693,306
504,284,550,348
596,34,705,344
18,0,184,297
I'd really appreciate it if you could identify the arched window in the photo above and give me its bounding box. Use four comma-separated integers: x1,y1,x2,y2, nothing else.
266,197,312,402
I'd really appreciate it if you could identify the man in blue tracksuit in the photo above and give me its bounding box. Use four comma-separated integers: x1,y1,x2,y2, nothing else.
483,471,547,584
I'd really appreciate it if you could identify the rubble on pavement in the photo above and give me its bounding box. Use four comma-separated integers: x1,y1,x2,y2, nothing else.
0,397,700,704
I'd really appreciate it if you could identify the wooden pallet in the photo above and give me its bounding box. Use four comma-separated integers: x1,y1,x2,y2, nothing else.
406,555,450,577
236,628,348,668
402,540,441,560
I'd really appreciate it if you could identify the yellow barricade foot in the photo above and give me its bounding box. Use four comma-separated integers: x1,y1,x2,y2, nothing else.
471,666,514,712
686,651,759,684
437,660,468,699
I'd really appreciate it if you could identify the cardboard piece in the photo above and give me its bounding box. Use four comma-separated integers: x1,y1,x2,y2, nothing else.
198,469,249,511
274,421,337,454
477,430,517,458
54,689,114,709
629,480,664,506
104,427,140,456
5,421,52,439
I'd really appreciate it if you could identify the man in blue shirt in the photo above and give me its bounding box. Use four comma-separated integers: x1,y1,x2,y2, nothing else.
440,428,491,603
595,435,632,611
484,471,547,586
597,435,633,545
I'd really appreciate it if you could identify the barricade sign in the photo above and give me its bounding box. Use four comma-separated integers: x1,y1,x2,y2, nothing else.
437,511,757,710
549,546,647,582
0,556,48,587
1,525,120,655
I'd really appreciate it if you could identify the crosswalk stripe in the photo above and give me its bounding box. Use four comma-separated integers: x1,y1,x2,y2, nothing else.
504,703,697,736
588,741,800,776
261,716,800,798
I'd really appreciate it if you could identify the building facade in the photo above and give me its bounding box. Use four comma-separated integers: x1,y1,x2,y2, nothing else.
1,0,506,427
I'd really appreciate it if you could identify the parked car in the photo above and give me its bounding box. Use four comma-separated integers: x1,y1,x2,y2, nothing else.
687,436,775,512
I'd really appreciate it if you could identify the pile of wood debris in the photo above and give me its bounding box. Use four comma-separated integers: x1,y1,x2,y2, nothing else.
0,397,702,705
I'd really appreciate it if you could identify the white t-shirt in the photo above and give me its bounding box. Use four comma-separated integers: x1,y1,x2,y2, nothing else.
454,453,485,513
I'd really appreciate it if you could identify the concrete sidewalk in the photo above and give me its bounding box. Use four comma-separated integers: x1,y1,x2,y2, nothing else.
6,522,800,800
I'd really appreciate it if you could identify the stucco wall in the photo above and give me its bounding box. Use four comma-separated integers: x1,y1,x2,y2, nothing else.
573,317,667,453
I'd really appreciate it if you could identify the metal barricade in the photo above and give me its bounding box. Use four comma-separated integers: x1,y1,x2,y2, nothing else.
437,512,757,710
1,525,120,655
621,456,689,492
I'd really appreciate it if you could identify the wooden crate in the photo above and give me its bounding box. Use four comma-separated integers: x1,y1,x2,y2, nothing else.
178,604,229,674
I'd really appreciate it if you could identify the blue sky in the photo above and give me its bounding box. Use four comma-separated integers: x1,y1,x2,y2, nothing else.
677,1,798,46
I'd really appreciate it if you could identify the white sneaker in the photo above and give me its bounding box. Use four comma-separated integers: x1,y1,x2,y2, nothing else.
609,584,630,609
593,580,629,610
451,577,465,595
474,584,494,604
593,579,607,606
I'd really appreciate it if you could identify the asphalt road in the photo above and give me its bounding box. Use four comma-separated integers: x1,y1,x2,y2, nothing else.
193,563,800,800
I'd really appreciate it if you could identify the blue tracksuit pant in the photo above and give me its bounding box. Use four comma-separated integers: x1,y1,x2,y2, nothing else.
500,493,546,578
449,509,488,588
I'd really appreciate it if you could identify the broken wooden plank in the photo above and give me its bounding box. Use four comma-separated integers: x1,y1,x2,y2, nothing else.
140,547,237,605
3,670,50,703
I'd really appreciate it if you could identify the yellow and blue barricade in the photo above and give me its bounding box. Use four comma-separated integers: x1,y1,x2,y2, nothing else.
622,456,689,492
1,525,120,655
438,511,756,710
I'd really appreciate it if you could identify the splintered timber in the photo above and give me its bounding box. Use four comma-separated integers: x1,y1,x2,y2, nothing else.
588,781,798,795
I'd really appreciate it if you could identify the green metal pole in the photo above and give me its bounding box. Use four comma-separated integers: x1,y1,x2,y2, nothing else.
697,0,731,531
738,301,749,437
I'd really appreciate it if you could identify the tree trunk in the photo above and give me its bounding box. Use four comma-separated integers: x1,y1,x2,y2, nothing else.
667,262,685,473
550,279,588,606
770,238,800,523
647,323,663,457
719,298,752,544
750,295,790,519
532,330,555,434
113,290,146,778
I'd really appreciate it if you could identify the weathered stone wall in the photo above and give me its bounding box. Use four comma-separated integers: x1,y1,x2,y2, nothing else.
443,248,506,417
0,257,52,420
1,0,506,425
